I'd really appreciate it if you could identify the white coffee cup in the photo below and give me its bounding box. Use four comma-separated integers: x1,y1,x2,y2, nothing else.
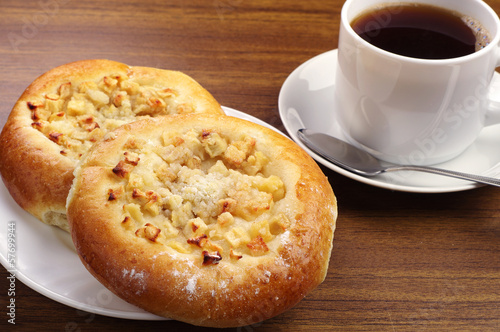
335,0,500,165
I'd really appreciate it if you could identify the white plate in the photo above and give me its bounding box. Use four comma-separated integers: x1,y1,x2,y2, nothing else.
278,49,500,193
0,106,283,320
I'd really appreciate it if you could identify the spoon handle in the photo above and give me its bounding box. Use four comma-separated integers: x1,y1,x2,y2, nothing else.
385,165,500,187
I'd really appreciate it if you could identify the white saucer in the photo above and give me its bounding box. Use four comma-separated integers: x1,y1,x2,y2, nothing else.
279,49,500,193
0,106,283,320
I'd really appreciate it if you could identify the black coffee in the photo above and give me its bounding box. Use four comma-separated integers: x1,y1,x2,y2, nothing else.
351,4,491,59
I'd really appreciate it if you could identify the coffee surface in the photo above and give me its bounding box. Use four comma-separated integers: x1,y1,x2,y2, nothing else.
351,4,490,59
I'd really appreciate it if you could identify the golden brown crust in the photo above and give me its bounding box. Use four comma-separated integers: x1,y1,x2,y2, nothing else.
67,114,337,327
0,60,224,231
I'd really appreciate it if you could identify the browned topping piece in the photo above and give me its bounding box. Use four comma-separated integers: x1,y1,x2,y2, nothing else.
113,93,126,107
27,101,42,111
48,132,64,144
80,117,100,132
144,223,161,242
172,136,184,147
218,198,236,215
229,249,243,260
147,96,166,109
202,251,222,265
58,82,72,98
32,108,48,121
103,76,115,87
201,129,211,139
162,87,176,96
131,188,142,199
45,93,59,101
112,160,135,178
135,223,161,242
108,192,117,201
85,122,100,132
187,234,208,248
124,152,140,165
247,236,269,255
131,189,158,204
205,240,224,253
31,122,44,130
122,216,131,224
107,187,124,201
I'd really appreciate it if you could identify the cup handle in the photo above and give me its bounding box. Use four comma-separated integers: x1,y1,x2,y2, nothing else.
485,70,500,126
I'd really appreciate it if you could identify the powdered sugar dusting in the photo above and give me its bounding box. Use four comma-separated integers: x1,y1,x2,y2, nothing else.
121,268,147,295
262,270,271,284
151,251,168,260
185,275,198,294
181,274,201,302
218,279,228,289
280,230,291,244
122,268,145,280
152,251,203,301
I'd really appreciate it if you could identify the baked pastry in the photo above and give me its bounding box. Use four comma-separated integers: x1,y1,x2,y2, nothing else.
66,114,337,327
0,60,224,231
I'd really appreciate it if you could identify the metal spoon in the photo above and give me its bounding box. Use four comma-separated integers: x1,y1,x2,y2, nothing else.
297,128,500,187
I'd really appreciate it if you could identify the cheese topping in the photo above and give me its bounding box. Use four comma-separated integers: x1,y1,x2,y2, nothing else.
109,128,290,264
28,73,199,162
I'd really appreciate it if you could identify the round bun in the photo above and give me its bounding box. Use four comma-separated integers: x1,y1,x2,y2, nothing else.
0,60,224,231
66,114,337,327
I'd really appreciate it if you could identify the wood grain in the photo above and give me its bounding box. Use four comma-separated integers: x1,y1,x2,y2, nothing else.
1,0,499,331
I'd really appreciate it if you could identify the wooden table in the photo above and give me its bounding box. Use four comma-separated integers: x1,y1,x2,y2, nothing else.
1,0,499,330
